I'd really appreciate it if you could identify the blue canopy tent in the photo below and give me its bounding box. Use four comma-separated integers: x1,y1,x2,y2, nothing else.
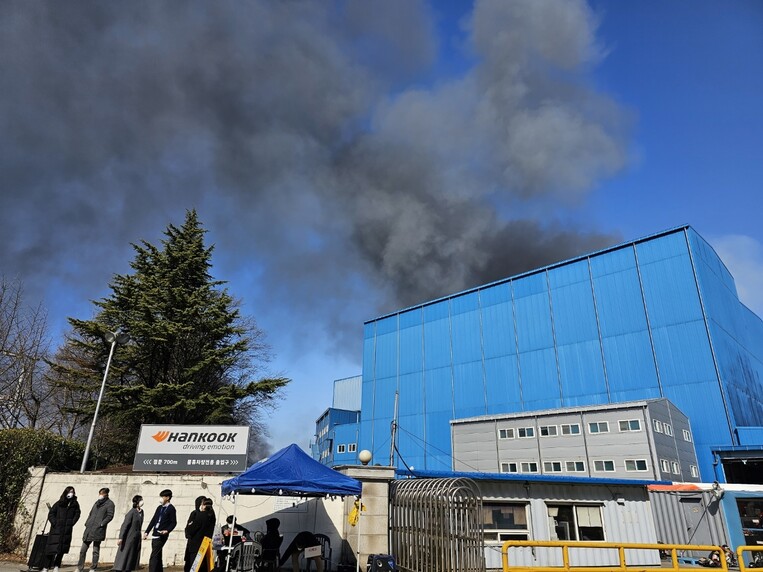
220,444,364,572
221,443,362,497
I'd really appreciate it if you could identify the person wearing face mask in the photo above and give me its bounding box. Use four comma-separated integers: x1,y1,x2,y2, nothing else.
183,498,216,572
76,488,116,572
143,489,177,572
113,495,145,572
43,486,81,572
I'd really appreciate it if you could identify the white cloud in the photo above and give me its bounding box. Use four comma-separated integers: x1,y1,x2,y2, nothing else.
710,234,763,317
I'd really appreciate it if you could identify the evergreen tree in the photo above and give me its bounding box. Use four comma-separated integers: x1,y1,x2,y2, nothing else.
51,210,288,465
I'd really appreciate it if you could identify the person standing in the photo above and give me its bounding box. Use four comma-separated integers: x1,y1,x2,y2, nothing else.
143,489,177,572
182,496,206,572
43,486,81,572
279,531,324,572
113,495,145,572
76,488,115,572
183,498,216,572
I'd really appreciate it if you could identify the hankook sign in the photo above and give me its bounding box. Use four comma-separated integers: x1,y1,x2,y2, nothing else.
133,424,249,473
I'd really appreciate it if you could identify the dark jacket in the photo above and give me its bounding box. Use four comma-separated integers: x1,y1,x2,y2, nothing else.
183,509,216,572
46,497,81,555
145,503,177,536
113,508,144,572
83,496,116,542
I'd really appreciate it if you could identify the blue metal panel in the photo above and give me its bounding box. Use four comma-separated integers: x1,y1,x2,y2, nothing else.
592,264,649,336
514,287,555,352
358,418,372,459
453,361,486,417
517,348,560,409
650,321,717,388
375,323,398,380
550,277,599,344
399,372,423,417
397,413,425,470
332,424,359,466
638,253,704,328
333,376,362,411
482,295,515,359
425,366,452,414
424,410,454,470
601,332,660,401
423,300,451,369
484,355,522,413
399,320,422,375
399,307,422,329
371,417,393,461
548,259,590,288
636,230,688,263
451,293,482,364
557,340,608,404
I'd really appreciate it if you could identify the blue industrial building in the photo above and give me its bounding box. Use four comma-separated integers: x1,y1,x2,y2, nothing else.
359,226,763,482
312,375,362,466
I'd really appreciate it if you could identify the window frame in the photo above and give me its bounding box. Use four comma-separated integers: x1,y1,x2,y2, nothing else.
664,424,673,436
671,461,681,475
543,461,563,473
336,444,346,454
682,429,692,442
499,428,515,440
482,502,530,543
561,423,581,436
520,461,539,473
593,460,615,472
618,419,642,432
566,461,586,473
348,443,357,453
660,459,670,473
517,427,535,439
624,459,648,472
588,421,610,434
540,425,559,437
547,503,605,542
500,462,518,473
653,420,663,433
690,465,699,478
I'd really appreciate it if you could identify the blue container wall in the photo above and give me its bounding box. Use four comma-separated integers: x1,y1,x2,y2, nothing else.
360,228,763,480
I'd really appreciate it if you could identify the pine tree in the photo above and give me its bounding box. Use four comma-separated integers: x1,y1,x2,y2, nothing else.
51,210,288,465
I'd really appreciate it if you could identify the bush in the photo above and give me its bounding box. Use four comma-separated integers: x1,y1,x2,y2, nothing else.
0,429,84,553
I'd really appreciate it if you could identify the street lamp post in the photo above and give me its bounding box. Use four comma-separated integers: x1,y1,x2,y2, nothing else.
80,330,129,473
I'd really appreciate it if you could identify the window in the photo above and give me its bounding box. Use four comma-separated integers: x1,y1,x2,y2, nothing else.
348,443,357,453
518,427,535,438
500,462,518,473
660,459,670,473
672,461,681,475
499,428,515,439
653,420,663,433
690,465,699,478
588,421,609,434
566,461,586,472
625,459,648,472
619,419,641,432
540,425,558,437
683,429,692,442
483,503,529,543
547,504,605,541
593,460,615,472
336,444,346,454
520,462,538,473
561,423,581,435
543,461,563,473
664,424,673,436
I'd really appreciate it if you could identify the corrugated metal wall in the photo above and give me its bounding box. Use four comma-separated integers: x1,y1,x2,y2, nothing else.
648,488,729,554
478,481,659,570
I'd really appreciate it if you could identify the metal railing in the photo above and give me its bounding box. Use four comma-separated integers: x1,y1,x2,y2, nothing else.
738,545,763,572
501,540,731,572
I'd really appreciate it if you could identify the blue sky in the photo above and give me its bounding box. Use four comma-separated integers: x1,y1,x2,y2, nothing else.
1,1,761,453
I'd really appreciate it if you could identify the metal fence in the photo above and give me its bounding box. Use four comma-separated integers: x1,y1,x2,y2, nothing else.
390,477,485,572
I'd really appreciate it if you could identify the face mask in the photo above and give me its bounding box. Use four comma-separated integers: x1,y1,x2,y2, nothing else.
67,493,74,499
138,500,144,508
99,495,105,500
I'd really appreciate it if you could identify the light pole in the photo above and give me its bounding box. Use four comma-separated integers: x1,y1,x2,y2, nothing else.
80,330,129,473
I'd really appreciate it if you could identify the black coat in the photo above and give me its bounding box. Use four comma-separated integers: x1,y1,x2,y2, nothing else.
46,497,81,556
183,509,216,572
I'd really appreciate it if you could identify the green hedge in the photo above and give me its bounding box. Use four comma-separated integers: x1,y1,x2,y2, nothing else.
0,429,84,553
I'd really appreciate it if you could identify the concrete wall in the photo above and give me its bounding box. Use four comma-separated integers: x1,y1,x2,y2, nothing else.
17,466,394,570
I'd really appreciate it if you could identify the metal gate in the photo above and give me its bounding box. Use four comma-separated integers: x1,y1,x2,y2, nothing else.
390,477,485,572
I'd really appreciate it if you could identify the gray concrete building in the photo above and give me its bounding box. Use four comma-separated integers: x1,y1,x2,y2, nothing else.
451,398,700,482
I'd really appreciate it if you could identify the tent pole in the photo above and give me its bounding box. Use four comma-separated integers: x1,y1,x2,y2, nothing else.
355,498,362,572
225,491,237,572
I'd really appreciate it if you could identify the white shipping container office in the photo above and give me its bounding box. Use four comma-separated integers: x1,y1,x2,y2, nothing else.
400,469,668,571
